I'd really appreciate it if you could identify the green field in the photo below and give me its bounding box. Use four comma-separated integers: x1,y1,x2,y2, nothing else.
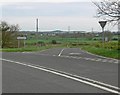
2,36,119,59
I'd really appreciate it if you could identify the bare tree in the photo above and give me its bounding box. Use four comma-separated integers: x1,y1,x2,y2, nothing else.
93,0,120,34
93,0,120,22
0,21,19,48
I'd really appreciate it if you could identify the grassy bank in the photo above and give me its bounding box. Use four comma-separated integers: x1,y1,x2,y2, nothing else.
81,46,119,59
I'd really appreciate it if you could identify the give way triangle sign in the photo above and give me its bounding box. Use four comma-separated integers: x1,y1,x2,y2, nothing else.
99,21,107,29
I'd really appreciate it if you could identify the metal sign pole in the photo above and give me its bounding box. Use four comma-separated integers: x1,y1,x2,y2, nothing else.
99,21,107,48
102,28,104,47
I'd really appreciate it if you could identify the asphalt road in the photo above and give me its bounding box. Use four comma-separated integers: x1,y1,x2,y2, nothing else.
1,48,119,93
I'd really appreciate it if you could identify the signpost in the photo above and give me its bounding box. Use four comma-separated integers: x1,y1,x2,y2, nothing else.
99,21,107,47
99,21,107,42
17,37,27,48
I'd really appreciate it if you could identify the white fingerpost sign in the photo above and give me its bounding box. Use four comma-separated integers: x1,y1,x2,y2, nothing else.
17,37,27,40
17,36,27,48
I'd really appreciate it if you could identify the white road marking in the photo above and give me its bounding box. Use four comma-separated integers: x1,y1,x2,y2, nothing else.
89,58,96,61
60,55,119,64
19,48,119,64
95,59,102,61
20,51,119,64
114,61,118,64
22,52,32,54
1,58,119,94
58,49,65,56
102,59,108,62
69,53,81,55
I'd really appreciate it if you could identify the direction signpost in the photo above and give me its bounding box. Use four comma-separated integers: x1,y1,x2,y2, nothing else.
17,37,27,48
99,21,107,47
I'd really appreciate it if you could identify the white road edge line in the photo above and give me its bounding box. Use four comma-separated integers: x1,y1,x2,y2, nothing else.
1,58,119,94
58,49,65,56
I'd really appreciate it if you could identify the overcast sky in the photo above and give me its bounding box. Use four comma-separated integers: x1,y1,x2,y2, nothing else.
1,0,118,32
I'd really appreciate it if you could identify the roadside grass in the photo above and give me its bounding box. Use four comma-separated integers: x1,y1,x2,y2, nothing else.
1,43,68,52
81,45,119,59
64,41,119,59
2,46,51,52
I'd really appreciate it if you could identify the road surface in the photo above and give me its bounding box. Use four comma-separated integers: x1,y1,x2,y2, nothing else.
1,48,119,93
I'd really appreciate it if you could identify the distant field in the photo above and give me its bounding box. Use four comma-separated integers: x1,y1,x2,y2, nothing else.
2,35,119,59
26,36,120,59
26,36,97,45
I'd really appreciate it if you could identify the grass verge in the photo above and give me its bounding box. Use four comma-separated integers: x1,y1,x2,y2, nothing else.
1,44,67,52
81,46,119,59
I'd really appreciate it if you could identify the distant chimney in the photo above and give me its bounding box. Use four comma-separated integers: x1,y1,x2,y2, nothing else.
36,18,38,32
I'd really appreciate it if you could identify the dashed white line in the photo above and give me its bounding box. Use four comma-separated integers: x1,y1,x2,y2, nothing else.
69,53,81,55
95,59,102,61
20,51,119,64
102,59,108,62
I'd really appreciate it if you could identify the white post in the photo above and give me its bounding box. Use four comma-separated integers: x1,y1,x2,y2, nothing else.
18,40,20,48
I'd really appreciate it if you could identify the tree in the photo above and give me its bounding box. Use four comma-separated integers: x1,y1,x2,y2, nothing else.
93,0,120,22
0,21,19,48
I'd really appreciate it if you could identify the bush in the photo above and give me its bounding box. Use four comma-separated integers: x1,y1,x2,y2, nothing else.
37,41,45,46
51,40,57,44
94,41,119,50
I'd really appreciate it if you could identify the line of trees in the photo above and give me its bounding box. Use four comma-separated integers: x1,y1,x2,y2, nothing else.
0,21,19,48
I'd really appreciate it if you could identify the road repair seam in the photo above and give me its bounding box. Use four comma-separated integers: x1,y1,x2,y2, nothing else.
1,58,119,94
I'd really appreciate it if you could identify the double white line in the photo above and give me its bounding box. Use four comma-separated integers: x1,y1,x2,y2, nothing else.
1,58,120,94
